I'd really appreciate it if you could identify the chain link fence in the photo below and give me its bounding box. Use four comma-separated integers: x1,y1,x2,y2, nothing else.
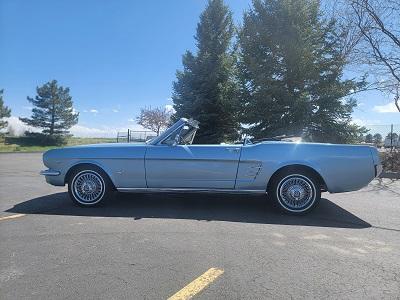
117,130,156,143
363,124,400,147
364,124,400,173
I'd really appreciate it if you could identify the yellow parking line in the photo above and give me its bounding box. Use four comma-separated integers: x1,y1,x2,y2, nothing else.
167,267,224,300
0,214,26,221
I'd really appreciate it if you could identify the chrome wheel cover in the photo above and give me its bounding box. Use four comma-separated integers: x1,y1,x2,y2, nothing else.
277,174,316,212
72,170,105,204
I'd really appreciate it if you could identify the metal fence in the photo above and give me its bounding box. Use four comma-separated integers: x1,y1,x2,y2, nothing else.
364,124,400,149
364,124,400,172
116,130,156,143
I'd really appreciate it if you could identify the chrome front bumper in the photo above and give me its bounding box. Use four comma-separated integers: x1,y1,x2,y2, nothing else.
375,164,383,177
40,169,61,176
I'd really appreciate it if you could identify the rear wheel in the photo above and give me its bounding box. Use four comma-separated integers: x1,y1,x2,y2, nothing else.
269,169,321,214
68,166,113,206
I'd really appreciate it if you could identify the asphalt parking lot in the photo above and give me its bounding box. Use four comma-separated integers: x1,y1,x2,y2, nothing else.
1,153,400,299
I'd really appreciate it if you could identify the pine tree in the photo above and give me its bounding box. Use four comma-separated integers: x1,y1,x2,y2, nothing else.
365,133,373,143
373,133,382,145
20,80,78,135
172,0,239,144
238,0,366,143
0,90,11,130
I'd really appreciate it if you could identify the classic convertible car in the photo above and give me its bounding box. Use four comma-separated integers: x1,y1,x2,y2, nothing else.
41,118,382,214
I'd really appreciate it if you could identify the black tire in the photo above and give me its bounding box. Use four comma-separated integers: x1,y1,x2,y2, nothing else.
268,169,321,214
67,165,113,207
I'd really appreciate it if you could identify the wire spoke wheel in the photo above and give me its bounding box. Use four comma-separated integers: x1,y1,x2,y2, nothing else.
72,170,105,204
277,174,316,212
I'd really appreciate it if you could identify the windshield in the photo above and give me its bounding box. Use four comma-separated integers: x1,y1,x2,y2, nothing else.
162,124,197,145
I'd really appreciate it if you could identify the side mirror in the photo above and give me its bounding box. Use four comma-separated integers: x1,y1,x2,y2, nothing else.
164,133,180,146
174,133,181,146
164,125,188,146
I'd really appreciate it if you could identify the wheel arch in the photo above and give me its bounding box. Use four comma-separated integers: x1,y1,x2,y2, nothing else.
65,162,116,190
267,164,327,192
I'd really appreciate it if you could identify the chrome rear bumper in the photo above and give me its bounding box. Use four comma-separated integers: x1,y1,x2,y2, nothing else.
375,164,383,177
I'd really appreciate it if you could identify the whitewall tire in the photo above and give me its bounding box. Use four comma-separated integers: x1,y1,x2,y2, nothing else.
269,169,321,214
68,166,112,206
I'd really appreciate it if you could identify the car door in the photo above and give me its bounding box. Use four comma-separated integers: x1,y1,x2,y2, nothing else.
145,144,241,189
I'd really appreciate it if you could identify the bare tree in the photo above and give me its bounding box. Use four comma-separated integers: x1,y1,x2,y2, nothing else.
136,106,172,136
346,0,400,112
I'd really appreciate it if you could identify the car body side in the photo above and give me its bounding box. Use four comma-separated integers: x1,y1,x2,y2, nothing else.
42,141,380,194
236,142,377,193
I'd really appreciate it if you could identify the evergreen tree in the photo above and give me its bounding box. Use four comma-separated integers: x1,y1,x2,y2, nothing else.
20,80,78,135
373,133,382,145
238,0,366,143
0,90,11,130
172,0,238,144
365,133,373,143
386,132,399,141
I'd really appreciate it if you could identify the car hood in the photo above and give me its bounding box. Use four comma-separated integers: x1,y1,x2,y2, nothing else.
43,143,148,168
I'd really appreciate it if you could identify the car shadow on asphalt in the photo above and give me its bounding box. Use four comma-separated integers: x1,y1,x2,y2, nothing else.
6,192,371,229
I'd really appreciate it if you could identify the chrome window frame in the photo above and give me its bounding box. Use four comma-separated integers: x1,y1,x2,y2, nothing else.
149,118,199,146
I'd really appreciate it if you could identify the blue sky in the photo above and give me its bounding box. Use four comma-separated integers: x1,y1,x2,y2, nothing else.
0,0,398,137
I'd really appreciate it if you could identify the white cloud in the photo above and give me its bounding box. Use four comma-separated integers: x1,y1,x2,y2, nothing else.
22,106,33,110
165,104,175,113
352,118,381,126
112,109,119,113
373,102,399,113
166,97,172,101
352,118,365,126
82,109,98,113
69,125,117,138
4,116,39,136
70,123,148,138
1,116,150,138
128,118,135,122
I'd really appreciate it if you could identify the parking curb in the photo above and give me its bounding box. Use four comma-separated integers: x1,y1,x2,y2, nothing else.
380,172,400,179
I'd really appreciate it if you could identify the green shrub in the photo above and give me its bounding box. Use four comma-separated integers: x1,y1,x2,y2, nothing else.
11,132,69,146
381,150,400,172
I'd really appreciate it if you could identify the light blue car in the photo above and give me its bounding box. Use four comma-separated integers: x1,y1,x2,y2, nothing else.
41,118,382,214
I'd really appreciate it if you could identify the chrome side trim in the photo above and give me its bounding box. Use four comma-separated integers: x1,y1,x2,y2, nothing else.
40,169,61,176
146,157,240,163
117,188,266,194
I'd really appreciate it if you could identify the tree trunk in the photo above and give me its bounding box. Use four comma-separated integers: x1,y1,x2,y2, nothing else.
50,99,55,135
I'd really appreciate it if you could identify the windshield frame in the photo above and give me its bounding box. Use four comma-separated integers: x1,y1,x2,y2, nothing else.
148,118,199,146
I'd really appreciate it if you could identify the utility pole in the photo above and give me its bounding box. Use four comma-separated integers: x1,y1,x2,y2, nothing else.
390,124,394,151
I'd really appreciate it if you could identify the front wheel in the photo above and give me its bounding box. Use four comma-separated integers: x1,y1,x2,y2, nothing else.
68,166,113,206
269,170,321,214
